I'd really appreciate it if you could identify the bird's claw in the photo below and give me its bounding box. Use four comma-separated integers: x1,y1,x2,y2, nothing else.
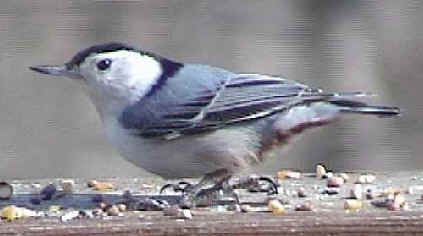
179,184,240,209
159,181,193,194
160,174,278,209
231,175,279,195
121,190,170,211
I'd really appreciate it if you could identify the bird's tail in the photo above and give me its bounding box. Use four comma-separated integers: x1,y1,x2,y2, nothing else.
324,92,400,117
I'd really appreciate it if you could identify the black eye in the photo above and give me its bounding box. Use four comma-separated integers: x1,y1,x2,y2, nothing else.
97,59,112,71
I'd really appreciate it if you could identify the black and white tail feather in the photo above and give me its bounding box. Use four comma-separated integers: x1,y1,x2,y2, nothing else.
307,91,400,117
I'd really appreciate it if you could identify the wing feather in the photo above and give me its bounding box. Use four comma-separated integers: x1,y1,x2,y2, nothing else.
121,73,319,138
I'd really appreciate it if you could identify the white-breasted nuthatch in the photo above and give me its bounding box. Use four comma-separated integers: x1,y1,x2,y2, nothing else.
30,42,400,205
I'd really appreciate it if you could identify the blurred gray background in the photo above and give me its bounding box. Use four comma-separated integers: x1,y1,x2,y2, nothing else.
0,0,421,179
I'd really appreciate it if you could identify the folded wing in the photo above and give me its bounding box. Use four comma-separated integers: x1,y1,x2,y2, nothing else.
119,67,319,138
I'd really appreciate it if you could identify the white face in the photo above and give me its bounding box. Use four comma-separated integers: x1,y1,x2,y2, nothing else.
78,50,163,104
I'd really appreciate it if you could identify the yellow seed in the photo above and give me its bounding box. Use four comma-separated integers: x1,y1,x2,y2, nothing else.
268,199,285,215
344,200,362,210
1,205,35,221
1,205,19,221
49,205,61,212
277,170,301,179
277,170,289,179
93,182,114,191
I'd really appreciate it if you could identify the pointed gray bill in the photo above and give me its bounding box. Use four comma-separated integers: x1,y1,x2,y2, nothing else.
29,65,82,79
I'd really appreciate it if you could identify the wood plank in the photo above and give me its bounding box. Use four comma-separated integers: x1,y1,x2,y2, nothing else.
1,171,423,235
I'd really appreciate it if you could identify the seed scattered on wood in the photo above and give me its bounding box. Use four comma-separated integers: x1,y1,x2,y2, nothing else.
393,193,405,208
163,206,192,219
106,205,120,216
48,205,62,212
1,205,36,221
277,170,301,179
179,209,192,219
356,174,376,184
163,205,180,216
297,187,308,198
117,203,127,212
344,200,362,210
316,165,326,179
387,201,401,211
295,202,313,211
327,177,344,188
98,202,108,210
87,180,97,187
87,180,114,191
268,199,285,215
382,187,401,197
60,179,75,193
60,210,80,222
371,191,405,211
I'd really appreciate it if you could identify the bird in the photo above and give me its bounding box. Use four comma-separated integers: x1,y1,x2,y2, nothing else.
30,42,400,207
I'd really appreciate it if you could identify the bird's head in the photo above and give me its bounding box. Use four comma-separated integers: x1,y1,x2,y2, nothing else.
30,42,182,115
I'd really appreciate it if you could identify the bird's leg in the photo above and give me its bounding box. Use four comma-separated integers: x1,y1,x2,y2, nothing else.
192,175,239,206
179,169,235,208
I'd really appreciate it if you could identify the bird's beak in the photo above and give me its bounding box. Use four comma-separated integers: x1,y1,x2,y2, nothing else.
29,64,82,79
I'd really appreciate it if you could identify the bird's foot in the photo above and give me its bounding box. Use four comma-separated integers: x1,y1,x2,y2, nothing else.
159,181,193,194
179,178,239,209
121,190,170,211
231,175,279,195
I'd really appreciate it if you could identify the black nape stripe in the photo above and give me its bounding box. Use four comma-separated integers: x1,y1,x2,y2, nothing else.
144,57,183,97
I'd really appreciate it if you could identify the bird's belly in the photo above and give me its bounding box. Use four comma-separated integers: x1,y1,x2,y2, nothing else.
102,118,263,179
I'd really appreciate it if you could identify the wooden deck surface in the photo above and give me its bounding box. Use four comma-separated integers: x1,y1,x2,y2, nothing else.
1,211,423,235
1,171,423,235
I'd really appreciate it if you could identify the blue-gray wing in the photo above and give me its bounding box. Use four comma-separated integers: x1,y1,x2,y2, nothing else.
119,64,317,138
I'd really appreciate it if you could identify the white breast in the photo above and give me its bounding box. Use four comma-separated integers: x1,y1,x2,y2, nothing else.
102,115,262,179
